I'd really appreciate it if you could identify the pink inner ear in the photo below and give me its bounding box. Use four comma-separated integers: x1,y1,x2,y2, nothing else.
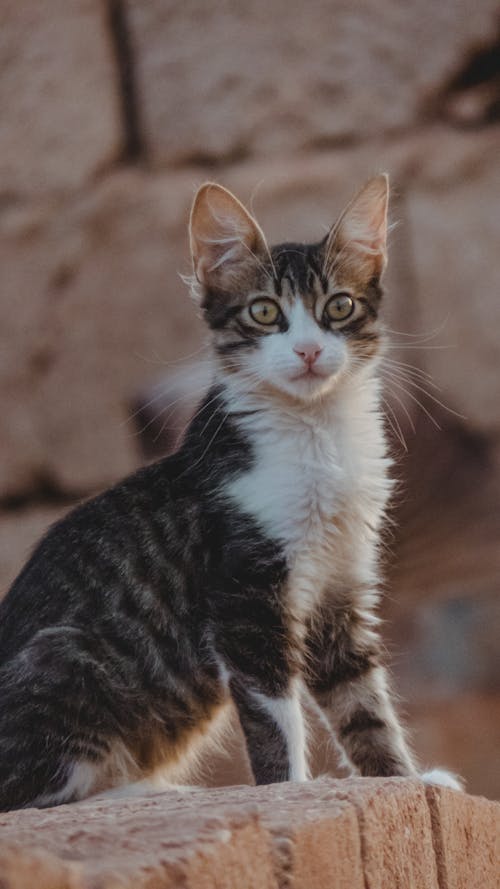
331,176,389,265
345,205,387,252
190,185,269,286
194,228,255,285
353,231,385,256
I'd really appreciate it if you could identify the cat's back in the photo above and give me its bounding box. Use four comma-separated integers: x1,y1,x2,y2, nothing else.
0,454,197,664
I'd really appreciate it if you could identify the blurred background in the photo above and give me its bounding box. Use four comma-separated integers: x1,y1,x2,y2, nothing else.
0,1,499,798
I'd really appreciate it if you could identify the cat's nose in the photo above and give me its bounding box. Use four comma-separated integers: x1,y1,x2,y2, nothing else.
293,342,323,366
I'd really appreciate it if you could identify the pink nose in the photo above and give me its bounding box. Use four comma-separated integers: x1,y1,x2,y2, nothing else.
293,342,323,366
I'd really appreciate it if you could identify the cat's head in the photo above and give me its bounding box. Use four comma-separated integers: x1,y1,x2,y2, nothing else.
189,176,389,402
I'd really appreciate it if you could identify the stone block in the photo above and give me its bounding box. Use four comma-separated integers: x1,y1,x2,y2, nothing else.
0,169,204,498
406,131,500,431
206,781,364,888
0,0,121,196
0,793,278,889
0,845,79,889
127,0,499,166
332,778,440,889
426,784,500,889
0,780,497,888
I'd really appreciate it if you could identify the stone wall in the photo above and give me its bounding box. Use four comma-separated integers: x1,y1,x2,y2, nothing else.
0,1,499,797
0,780,499,888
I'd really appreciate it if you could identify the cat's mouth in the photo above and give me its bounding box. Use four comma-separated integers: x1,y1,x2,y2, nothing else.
290,367,330,382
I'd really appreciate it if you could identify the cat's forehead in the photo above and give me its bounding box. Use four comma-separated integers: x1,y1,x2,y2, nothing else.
272,243,323,287
263,241,325,306
262,240,369,304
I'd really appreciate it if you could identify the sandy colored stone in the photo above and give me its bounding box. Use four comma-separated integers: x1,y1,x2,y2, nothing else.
406,134,500,432
426,784,500,889
127,0,499,166
0,0,121,196
333,778,440,889
0,844,80,889
0,781,383,889
0,169,204,498
0,780,498,888
199,781,364,888
0,792,278,889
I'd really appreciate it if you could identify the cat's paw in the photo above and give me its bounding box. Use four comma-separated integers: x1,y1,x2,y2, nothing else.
421,768,464,791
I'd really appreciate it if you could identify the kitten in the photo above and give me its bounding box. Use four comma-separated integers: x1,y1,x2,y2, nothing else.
0,176,461,811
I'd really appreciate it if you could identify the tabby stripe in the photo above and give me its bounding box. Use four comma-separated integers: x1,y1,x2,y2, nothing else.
340,709,386,738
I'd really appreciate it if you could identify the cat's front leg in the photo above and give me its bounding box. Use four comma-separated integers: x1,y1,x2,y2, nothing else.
229,672,308,784
305,601,417,778
216,626,308,783
213,586,309,784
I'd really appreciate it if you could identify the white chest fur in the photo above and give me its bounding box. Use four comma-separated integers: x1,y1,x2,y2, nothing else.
226,376,393,617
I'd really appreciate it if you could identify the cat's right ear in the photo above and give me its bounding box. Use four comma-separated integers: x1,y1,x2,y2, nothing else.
189,183,269,291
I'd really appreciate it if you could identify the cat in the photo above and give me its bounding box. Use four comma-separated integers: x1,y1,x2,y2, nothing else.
0,175,461,811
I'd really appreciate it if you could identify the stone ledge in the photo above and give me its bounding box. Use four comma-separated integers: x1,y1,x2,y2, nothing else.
0,778,498,888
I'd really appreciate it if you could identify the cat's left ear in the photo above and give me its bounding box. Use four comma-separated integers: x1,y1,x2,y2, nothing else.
189,182,270,291
325,174,389,279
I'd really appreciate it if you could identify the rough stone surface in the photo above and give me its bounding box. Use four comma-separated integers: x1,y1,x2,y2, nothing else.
207,781,364,888
0,170,204,498
407,133,500,431
0,806,277,888
0,0,121,196
0,845,79,889
334,779,439,889
426,784,500,889
127,0,499,165
0,780,498,889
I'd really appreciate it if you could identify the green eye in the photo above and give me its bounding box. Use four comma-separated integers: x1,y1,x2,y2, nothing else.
325,293,354,322
249,298,280,326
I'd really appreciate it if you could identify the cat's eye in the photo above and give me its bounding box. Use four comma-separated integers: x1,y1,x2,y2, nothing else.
249,298,280,326
325,293,354,322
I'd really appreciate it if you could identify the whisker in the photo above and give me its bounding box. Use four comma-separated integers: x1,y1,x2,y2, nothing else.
198,400,226,438
384,343,454,352
130,389,205,439
133,342,211,368
151,386,222,445
382,316,450,342
124,355,248,439
380,395,408,452
381,356,438,386
178,409,230,478
122,387,184,428
123,369,231,439
382,384,415,434
382,365,441,399
382,368,466,421
382,374,442,430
